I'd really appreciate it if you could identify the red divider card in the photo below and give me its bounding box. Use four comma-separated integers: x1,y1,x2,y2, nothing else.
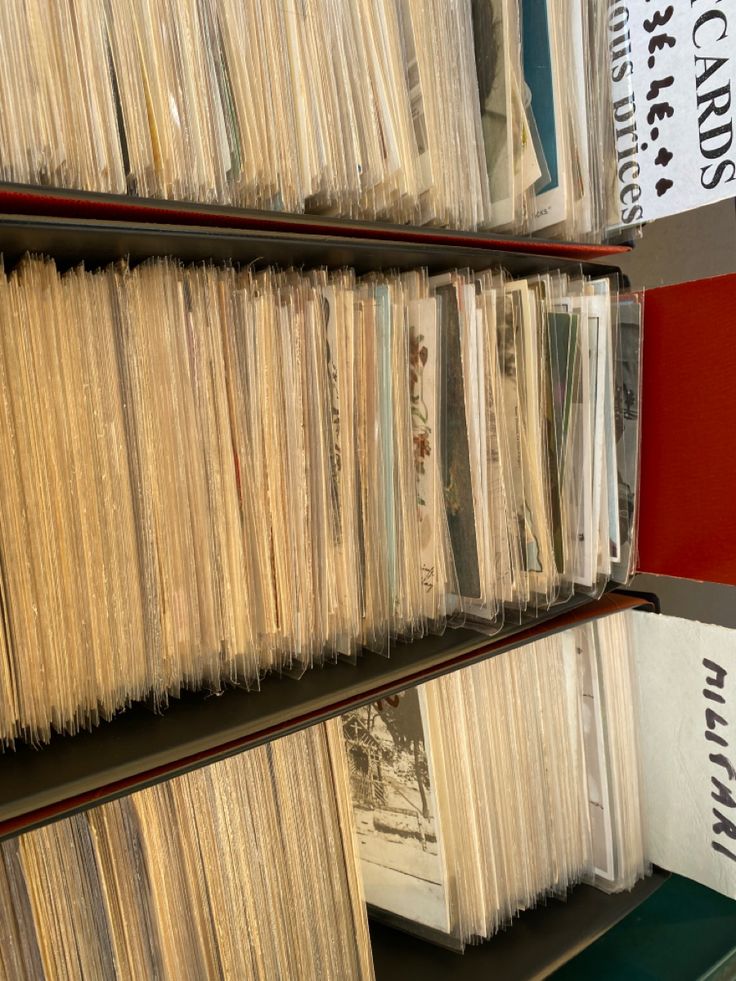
638,273,736,586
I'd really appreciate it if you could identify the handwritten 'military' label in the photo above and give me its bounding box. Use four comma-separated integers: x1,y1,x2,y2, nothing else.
702,658,736,863
609,1,736,227
632,611,736,899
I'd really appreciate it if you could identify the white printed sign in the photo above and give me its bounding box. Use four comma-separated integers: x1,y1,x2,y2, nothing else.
609,1,736,226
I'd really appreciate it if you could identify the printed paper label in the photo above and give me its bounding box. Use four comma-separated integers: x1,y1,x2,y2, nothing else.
609,1,736,226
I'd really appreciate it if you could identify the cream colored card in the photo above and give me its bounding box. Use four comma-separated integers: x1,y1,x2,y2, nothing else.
632,610,736,899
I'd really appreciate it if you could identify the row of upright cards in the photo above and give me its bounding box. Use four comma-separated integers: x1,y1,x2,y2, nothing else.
0,257,641,746
2,1,730,237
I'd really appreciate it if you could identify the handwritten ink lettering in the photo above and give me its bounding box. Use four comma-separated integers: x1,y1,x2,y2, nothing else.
611,0,680,221
647,76,675,100
648,32,676,54
643,6,674,32
704,688,726,703
638,2,676,202
704,658,727,688
704,657,736,863
710,753,736,781
706,730,729,748
713,840,736,862
610,0,736,223
706,707,728,730
712,777,736,809
648,102,676,126
713,809,736,839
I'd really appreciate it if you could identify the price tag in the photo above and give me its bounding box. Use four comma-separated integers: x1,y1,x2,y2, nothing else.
609,1,736,226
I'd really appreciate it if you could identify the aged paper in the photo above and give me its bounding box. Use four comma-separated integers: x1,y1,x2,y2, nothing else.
632,610,736,898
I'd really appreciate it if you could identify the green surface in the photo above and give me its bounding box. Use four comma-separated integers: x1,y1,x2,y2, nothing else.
554,875,736,981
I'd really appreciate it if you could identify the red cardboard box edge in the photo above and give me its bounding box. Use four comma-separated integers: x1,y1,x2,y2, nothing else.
637,273,736,587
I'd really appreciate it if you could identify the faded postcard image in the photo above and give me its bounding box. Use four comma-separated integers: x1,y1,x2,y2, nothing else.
577,627,614,881
612,299,641,582
436,281,481,601
472,0,512,216
341,688,450,933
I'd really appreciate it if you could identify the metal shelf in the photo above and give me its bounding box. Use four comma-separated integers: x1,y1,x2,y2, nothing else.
370,870,669,980
0,212,621,279
0,593,645,842
0,181,629,261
